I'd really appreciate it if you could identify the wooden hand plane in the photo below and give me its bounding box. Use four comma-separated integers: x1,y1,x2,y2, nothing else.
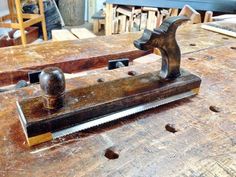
16,16,201,146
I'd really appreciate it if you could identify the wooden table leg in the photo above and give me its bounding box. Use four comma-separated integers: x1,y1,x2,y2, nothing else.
204,11,213,23
98,20,102,31
129,7,134,32
105,3,113,36
38,0,48,41
15,0,27,46
8,0,16,22
156,11,164,28
93,19,99,33
169,8,179,16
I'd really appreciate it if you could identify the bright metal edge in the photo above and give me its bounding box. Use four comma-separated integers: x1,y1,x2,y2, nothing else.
52,90,197,139
16,101,29,139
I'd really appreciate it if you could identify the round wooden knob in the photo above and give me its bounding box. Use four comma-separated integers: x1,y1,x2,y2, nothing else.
39,67,65,110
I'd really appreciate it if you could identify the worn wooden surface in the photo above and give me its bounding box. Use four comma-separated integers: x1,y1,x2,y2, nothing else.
18,68,200,146
0,32,147,86
0,26,236,176
0,24,235,86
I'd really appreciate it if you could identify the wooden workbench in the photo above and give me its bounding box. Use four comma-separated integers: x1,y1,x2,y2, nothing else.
0,24,235,87
0,25,236,176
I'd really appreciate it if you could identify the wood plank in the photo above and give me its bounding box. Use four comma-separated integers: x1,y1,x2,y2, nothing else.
71,28,96,39
105,3,113,35
0,14,12,22
36,0,48,41
140,12,148,30
146,10,157,30
93,19,99,33
142,7,158,12
179,5,201,24
116,6,135,32
116,6,132,17
212,14,236,21
22,16,44,28
133,14,141,31
15,0,27,45
22,14,41,19
201,19,236,38
52,29,78,41
112,18,119,34
8,0,16,22
0,22,19,28
156,11,164,27
118,15,127,33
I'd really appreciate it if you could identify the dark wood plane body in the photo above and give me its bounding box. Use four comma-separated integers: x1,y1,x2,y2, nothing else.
17,69,201,139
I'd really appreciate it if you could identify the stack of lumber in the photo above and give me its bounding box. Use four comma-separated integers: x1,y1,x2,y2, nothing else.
110,6,165,34
107,4,208,34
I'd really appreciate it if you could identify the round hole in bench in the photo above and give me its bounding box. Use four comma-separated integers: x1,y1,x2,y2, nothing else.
104,148,119,160
165,124,178,133
188,57,196,61
189,43,196,46
97,78,105,83
209,106,220,113
230,47,236,50
128,71,137,76
222,37,229,40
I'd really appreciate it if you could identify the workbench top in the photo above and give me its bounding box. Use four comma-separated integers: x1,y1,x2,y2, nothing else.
0,25,236,177
0,24,235,86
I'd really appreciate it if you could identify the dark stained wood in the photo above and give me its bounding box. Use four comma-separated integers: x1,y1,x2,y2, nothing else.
0,26,236,176
0,24,235,86
18,69,200,144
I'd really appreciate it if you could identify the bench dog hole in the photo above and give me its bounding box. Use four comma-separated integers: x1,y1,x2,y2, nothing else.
188,57,196,61
104,148,119,160
165,124,178,133
189,43,196,46
209,105,220,113
230,47,236,50
97,78,105,83
128,71,137,76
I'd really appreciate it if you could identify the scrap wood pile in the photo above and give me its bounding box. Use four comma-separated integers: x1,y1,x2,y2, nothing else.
111,6,174,33
109,5,209,34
